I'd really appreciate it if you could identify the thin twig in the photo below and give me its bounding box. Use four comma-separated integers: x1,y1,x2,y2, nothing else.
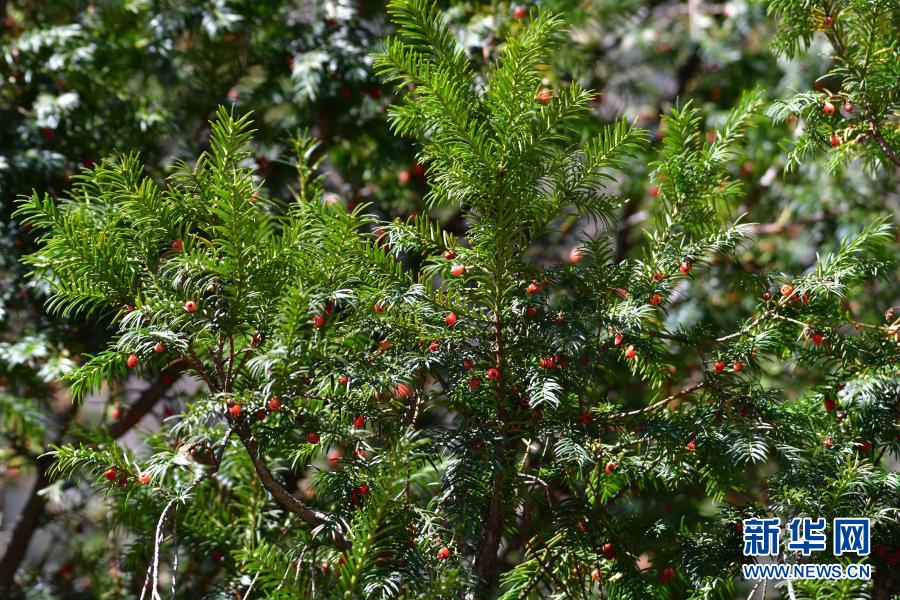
150,431,232,599
608,381,706,419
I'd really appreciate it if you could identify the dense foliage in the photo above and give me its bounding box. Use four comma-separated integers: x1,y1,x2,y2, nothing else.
1,0,897,599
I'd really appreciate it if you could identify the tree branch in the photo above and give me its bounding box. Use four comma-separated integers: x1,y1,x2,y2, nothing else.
608,381,706,420
0,370,181,589
232,424,350,551
869,124,900,169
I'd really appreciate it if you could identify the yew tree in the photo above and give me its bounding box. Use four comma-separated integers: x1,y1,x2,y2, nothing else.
11,1,898,598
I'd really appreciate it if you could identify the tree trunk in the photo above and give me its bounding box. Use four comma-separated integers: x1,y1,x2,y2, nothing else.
471,469,506,598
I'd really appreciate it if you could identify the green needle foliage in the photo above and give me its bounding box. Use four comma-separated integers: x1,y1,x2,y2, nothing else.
12,2,899,598
766,0,900,172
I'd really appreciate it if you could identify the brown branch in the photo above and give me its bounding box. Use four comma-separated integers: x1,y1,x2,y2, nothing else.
471,315,510,597
233,424,350,551
608,381,706,420
869,124,900,169
0,371,181,589
0,404,76,588
107,366,185,438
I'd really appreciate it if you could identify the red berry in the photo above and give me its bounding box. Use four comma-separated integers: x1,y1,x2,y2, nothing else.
842,101,854,113
267,397,281,411
111,406,122,420
41,127,55,141
605,461,616,474
486,368,500,381
555,314,566,325
311,314,325,328
823,15,833,26
328,450,342,466
580,410,592,425
602,542,613,556
624,345,636,359
444,312,458,327
184,300,197,313
780,284,794,297
378,340,391,350
591,568,602,581
324,301,334,315
450,265,465,277
353,415,366,429
411,163,425,178
437,547,450,560
733,361,744,372
714,360,726,373
103,468,117,481
614,333,624,346
763,291,771,301
154,343,165,353
469,376,482,389
525,306,537,318
859,440,872,452
512,5,527,19
229,404,242,417
118,474,127,486
660,566,676,583
358,484,370,497
830,134,841,148
526,282,540,295
171,239,183,252
652,272,664,281
685,439,697,451
397,170,410,184
443,249,455,260
823,437,834,447
139,473,151,485
428,341,440,352
649,294,662,305
339,375,349,385
569,247,582,264
395,382,412,398
812,333,824,346
126,354,139,368
823,398,836,412
308,432,320,444
254,409,267,421
823,101,835,115
537,89,552,104
679,261,692,275
374,301,386,313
